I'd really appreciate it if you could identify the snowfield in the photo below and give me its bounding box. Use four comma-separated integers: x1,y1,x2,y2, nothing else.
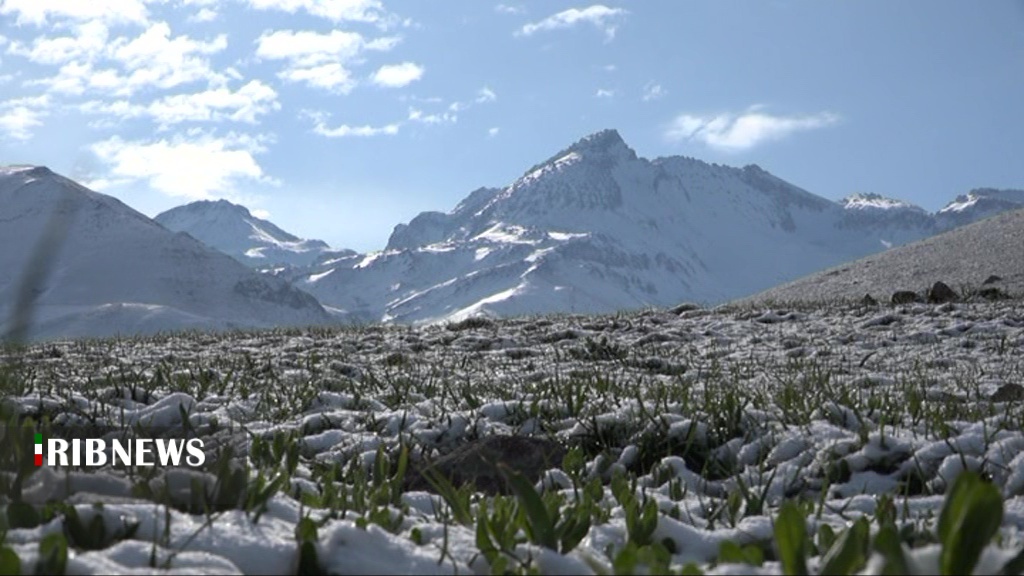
2,297,1024,574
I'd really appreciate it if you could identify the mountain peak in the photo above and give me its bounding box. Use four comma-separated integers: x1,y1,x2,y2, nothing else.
184,198,253,217
842,192,923,212
522,129,637,179
1,165,56,179
155,198,336,268
565,128,635,159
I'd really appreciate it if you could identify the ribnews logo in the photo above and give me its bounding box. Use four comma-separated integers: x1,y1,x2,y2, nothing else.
33,432,207,468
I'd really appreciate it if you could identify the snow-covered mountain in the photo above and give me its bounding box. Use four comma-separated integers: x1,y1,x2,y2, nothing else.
837,192,937,247
0,166,334,340
155,199,345,268
292,129,964,324
935,188,1024,230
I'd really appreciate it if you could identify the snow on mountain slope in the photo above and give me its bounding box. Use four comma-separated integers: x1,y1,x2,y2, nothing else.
155,199,346,268
0,166,333,340
295,130,945,324
935,188,1024,230
838,192,936,248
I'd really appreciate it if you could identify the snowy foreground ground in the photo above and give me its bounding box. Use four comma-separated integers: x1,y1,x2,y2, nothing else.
3,298,1024,574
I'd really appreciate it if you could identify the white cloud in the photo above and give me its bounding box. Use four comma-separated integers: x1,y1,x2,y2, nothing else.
148,81,279,124
29,61,120,95
250,208,271,219
255,29,364,64
90,131,273,199
314,122,400,138
642,82,666,101
246,0,386,23
284,63,357,93
517,5,628,41
13,21,229,96
371,62,424,88
7,21,110,65
665,107,840,151
80,81,280,127
408,107,455,125
476,86,497,103
190,8,218,22
108,22,228,93
256,29,397,93
488,127,500,137
495,4,524,15
0,0,150,26
0,95,50,140
595,88,614,98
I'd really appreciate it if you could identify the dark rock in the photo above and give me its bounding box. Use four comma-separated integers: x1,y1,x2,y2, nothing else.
983,275,1003,285
670,302,702,314
404,435,566,495
979,286,1007,301
860,294,878,306
927,281,958,304
991,383,1024,402
891,290,920,305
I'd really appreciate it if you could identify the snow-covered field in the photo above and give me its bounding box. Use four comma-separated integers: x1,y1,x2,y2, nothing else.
2,297,1024,574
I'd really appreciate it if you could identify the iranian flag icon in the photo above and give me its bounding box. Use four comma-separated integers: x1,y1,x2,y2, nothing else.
34,433,42,466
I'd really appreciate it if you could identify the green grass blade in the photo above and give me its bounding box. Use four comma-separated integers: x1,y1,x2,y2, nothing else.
500,463,558,550
819,517,869,575
774,501,809,576
937,472,1003,576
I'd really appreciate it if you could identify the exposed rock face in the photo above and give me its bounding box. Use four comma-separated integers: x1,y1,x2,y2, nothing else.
991,383,1024,402
404,435,566,495
979,287,1007,301
927,281,958,304
891,291,921,305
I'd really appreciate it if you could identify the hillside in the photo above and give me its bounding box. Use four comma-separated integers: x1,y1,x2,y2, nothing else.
741,207,1024,305
0,166,334,340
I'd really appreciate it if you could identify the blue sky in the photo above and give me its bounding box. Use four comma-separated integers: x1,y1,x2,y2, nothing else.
1,1,1022,252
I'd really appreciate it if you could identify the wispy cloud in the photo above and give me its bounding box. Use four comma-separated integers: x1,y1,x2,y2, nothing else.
642,82,666,102
476,86,497,103
517,5,628,41
665,106,840,151
408,107,455,125
495,4,524,15
256,29,397,93
80,80,280,127
488,127,500,137
189,8,218,23
595,88,615,98
371,62,424,88
303,110,399,137
90,131,275,199
21,22,229,96
0,0,150,26
314,122,400,138
0,95,50,140
245,0,387,24
7,21,110,65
